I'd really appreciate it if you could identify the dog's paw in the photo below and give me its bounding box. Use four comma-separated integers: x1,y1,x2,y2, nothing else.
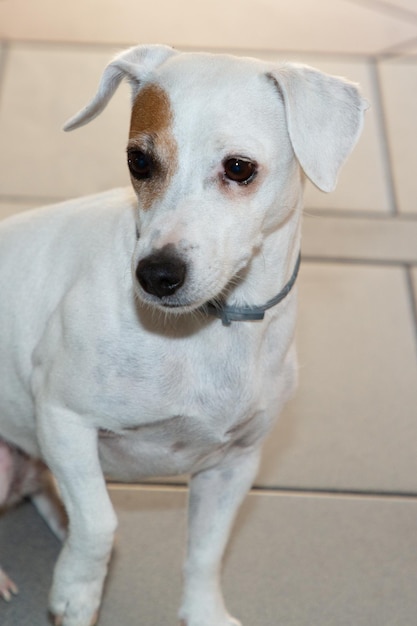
0,566,18,602
52,609,98,626
49,580,101,626
179,591,242,626
179,612,242,626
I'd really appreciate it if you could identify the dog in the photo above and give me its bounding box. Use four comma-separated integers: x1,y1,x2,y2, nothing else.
0,44,367,626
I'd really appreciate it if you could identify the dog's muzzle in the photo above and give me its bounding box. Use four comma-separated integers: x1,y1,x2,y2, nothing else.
136,245,186,300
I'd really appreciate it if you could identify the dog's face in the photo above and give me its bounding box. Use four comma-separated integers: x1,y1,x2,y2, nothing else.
64,45,366,314
128,55,301,313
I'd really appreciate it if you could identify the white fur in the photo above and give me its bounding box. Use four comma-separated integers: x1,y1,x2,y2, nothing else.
0,45,366,626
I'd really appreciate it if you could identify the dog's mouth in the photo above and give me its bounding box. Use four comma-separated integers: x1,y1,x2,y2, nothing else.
134,270,240,320
153,299,200,312
133,239,254,320
135,286,216,316
134,274,248,324
134,245,231,315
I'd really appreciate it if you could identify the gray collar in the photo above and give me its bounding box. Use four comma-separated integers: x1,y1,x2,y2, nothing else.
206,252,301,326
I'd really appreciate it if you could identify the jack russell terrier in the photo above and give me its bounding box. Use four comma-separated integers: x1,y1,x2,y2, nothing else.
0,44,367,626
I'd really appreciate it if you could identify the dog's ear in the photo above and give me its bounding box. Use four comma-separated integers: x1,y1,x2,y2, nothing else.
268,65,368,192
63,44,177,132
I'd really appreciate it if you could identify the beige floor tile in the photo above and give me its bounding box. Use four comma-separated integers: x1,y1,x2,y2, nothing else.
0,44,131,200
1,0,417,54
378,59,417,215
303,214,417,263
255,54,392,214
105,487,417,626
257,261,417,493
3,488,417,625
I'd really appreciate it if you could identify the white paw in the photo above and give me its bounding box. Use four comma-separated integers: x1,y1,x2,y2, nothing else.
53,609,98,626
0,566,18,602
49,578,102,626
179,611,242,626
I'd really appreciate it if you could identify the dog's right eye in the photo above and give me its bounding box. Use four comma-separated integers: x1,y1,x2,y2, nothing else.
223,157,257,185
127,150,153,179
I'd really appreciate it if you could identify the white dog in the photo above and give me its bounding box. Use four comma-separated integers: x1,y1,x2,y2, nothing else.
0,45,367,626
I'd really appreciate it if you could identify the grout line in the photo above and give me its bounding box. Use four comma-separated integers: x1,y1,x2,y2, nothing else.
0,37,123,55
176,44,374,63
369,58,399,215
0,193,66,206
108,481,417,502
250,484,417,501
302,209,386,220
1,33,416,63
378,34,417,60
301,254,411,267
0,40,10,107
0,37,375,63
405,265,417,358
108,482,188,493
303,207,417,220
346,0,417,24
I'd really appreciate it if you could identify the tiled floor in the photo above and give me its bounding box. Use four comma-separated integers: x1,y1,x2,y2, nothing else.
0,0,417,624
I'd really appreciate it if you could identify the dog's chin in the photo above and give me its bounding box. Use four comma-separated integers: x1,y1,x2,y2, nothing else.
156,301,201,314
134,289,210,316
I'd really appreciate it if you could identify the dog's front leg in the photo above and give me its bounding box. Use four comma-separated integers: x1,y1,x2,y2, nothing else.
180,447,261,626
37,408,117,626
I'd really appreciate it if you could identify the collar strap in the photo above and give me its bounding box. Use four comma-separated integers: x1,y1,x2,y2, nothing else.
206,252,301,326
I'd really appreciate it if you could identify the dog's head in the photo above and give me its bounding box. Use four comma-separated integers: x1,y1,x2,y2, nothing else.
65,45,367,314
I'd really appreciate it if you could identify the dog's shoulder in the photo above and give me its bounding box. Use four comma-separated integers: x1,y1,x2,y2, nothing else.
0,187,138,280
0,187,136,235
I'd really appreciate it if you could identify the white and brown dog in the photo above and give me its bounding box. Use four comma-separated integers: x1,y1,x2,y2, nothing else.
0,45,366,625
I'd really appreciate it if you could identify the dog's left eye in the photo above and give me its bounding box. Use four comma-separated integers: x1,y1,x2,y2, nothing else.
127,150,154,180
223,158,257,184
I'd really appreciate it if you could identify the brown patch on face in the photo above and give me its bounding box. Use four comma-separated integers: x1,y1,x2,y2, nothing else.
128,83,177,210
129,83,172,138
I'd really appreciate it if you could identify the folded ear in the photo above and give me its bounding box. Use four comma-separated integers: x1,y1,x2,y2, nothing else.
267,64,368,192
63,44,177,132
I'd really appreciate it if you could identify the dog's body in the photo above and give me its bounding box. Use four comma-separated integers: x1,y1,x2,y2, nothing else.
0,46,366,626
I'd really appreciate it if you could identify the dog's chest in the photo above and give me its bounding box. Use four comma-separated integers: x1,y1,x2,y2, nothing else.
98,406,268,480
94,323,278,480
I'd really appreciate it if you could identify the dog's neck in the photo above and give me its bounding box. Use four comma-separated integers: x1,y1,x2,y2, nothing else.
206,199,302,326
206,252,300,326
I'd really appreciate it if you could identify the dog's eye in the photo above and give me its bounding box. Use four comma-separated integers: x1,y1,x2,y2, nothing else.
223,158,256,184
127,150,153,179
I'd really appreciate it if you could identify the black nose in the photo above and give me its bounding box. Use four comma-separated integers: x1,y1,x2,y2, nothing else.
136,247,186,299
